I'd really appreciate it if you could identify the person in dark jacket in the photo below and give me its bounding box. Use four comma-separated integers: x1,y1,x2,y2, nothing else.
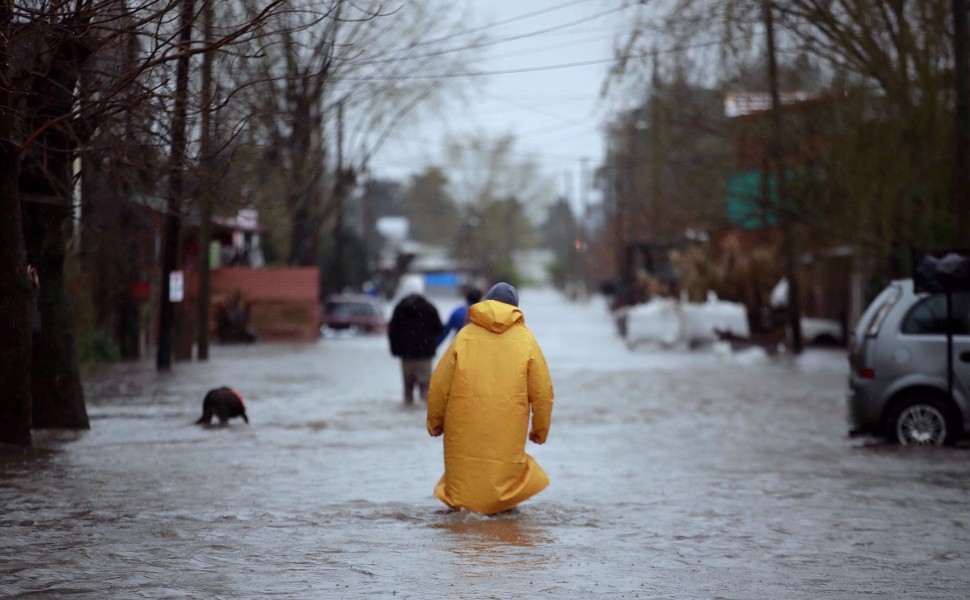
388,278,443,404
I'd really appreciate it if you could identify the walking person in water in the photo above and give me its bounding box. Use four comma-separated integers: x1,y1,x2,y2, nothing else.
388,277,442,404
426,282,554,514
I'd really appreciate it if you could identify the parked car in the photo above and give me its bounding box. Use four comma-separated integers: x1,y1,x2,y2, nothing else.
320,294,386,334
800,317,844,346
847,279,970,445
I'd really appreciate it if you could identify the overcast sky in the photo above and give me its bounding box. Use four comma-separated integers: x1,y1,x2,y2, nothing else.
366,1,642,214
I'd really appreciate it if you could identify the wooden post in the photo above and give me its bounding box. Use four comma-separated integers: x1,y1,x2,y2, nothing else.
157,0,194,370
764,0,803,354
197,0,214,361
954,0,969,242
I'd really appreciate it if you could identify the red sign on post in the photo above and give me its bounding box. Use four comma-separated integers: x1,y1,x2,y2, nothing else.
130,281,151,301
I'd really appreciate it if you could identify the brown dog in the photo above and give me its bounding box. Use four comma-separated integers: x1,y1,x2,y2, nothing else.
196,387,249,425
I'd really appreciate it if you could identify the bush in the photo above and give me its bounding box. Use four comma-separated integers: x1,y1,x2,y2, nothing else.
76,330,120,364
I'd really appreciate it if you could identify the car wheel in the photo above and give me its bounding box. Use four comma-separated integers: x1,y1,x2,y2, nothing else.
811,334,838,346
887,394,958,446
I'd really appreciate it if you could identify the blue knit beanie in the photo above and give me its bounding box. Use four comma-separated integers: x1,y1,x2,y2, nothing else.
483,282,519,307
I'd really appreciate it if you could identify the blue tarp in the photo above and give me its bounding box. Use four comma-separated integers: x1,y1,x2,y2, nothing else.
424,272,460,287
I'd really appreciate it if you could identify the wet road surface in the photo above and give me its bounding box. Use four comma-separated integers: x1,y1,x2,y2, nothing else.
2,290,969,599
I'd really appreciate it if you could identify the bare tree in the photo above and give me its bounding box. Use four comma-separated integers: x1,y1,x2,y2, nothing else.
235,0,481,269
442,132,554,283
777,0,959,267
0,0,289,445
610,0,962,281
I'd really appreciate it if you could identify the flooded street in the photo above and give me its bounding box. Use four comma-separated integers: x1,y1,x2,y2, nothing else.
3,289,969,599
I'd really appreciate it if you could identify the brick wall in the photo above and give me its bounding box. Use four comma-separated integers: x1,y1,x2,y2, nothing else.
210,267,319,341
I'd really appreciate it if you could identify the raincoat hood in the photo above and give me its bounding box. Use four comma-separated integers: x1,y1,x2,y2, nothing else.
469,299,523,334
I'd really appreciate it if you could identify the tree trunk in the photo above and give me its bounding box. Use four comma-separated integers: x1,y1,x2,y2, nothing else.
24,199,89,429
327,170,355,293
284,91,324,267
19,24,91,429
21,102,89,429
288,198,323,266
0,1,33,446
118,204,142,359
0,141,33,446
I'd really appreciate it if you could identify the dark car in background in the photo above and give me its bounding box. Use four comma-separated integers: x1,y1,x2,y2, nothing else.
320,294,386,335
847,279,970,445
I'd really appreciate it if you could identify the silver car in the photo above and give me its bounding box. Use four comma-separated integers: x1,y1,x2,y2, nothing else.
847,279,970,445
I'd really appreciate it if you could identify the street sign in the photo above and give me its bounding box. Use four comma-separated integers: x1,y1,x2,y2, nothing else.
169,271,184,302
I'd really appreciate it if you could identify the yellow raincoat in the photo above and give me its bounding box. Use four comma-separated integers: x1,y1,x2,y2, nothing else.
427,299,554,514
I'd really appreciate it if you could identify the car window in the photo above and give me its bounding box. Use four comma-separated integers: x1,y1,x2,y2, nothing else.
901,292,970,335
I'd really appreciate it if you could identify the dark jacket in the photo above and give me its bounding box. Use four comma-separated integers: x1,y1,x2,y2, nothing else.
388,293,443,359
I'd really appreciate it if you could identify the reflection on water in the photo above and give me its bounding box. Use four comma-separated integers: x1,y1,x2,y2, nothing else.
0,443,60,481
434,511,553,575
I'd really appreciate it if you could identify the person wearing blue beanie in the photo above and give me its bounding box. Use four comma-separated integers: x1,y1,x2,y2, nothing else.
482,282,519,307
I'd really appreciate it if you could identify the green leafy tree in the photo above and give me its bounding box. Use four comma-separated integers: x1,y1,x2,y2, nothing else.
402,167,460,246
443,133,553,283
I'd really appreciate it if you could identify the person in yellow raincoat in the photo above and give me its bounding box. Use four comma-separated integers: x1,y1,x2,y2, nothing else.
427,282,554,514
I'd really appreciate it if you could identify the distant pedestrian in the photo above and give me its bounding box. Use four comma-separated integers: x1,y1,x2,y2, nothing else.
427,282,554,514
388,277,443,404
436,287,482,346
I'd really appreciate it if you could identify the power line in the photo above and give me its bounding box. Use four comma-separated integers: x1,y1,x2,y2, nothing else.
486,30,622,62
342,0,605,69
477,90,593,124
378,0,599,52
335,36,753,82
347,4,631,68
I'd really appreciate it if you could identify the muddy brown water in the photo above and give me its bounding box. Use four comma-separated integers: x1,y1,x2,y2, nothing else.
3,291,969,599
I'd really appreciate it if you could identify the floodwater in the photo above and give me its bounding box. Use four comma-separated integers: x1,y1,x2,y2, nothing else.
3,290,969,599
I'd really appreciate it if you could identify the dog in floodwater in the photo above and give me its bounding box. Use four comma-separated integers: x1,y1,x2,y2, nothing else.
196,387,249,425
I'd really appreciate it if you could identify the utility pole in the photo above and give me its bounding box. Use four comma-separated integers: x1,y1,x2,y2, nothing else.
763,0,803,354
197,0,214,361
333,101,346,294
954,0,970,242
157,0,194,370
578,156,591,296
579,156,589,223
